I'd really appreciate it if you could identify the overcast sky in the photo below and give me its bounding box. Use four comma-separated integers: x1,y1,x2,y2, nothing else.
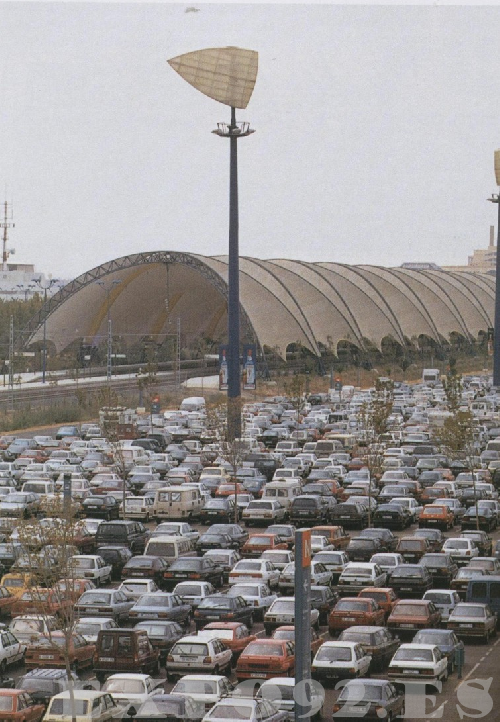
1,3,500,279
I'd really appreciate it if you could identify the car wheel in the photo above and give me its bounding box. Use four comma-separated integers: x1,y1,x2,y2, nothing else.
0,659,7,675
442,668,449,682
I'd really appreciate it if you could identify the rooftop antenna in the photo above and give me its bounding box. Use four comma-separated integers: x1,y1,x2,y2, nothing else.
0,199,15,272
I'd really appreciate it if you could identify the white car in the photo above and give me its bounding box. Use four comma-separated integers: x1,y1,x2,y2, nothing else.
150,521,200,542
118,579,159,601
173,581,216,607
442,538,479,564
312,641,372,680
259,549,294,571
227,583,277,620
312,550,349,579
0,628,26,670
422,590,461,622
74,617,118,643
388,643,448,683
242,500,286,526
369,553,405,575
70,555,112,585
310,535,334,554
43,690,123,722
166,635,232,682
122,496,154,520
228,560,280,589
264,597,319,635
338,562,387,594
391,497,422,522
202,697,286,722
171,674,234,708
278,561,332,593
102,673,164,708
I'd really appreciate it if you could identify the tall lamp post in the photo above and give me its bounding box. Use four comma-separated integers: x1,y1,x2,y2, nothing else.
95,279,122,383
167,46,258,441
488,150,500,387
33,278,59,383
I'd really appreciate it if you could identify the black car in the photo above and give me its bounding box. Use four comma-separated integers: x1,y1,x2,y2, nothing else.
163,557,225,590
358,528,397,553
331,502,369,529
346,537,379,562
196,532,235,554
206,524,249,548
193,594,254,630
413,628,464,673
199,498,237,524
419,553,458,584
389,564,433,597
245,453,280,481
373,504,408,531
310,585,339,625
413,528,444,553
461,506,497,532
461,488,488,508
82,495,120,520
95,520,150,553
97,545,133,581
121,555,170,587
332,679,405,720
338,626,400,671
134,620,185,663
290,495,329,525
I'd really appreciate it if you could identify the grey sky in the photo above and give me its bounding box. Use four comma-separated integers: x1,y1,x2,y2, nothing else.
1,3,499,279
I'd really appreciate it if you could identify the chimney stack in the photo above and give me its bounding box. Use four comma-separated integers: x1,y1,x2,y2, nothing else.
491,225,495,248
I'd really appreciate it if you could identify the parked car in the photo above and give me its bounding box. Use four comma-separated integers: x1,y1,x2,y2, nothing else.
75,589,135,622
396,536,429,563
121,555,170,587
331,679,405,721
447,602,498,641
96,546,133,581
460,531,493,556
422,589,461,623
128,592,192,625
240,533,288,558
74,617,119,644
163,558,225,590
94,628,159,681
82,495,120,520
328,597,385,635
389,564,433,598
420,553,458,585
357,587,399,619
413,628,464,673
228,560,280,589
200,622,257,658
235,639,295,681
337,563,387,595
387,599,441,634
264,597,319,635
388,643,448,683
312,640,371,681
201,697,287,722
166,635,232,682
419,504,454,531
25,632,94,671
194,594,254,630
338,626,400,671
414,528,444,553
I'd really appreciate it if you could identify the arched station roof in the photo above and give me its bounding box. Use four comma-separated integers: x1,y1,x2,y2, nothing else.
22,251,495,357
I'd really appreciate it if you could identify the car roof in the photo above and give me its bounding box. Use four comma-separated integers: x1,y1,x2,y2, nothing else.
105,673,150,680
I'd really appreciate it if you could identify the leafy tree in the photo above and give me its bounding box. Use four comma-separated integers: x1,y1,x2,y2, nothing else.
442,360,463,412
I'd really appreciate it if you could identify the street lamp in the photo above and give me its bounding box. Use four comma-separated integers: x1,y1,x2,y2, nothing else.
168,46,258,441
33,278,59,383
95,279,122,383
488,150,500,387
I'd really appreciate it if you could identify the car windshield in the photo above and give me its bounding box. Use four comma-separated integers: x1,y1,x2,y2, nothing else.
175,680,217,694
172,643,208,656
207,705,253,720
72,559,94,569
234,562,261,571
316,645,353,661
0,697,13,711
270,601,294,613
171,560,201,570
393,567,422,578
454,605,485,618
341,632,372,645
344,568,371,577
228,586,259,596
416,632,449,645
399,541,424,551
445,541,468,549
50,700,89,715
199,598,231,610
76,623,101,635
121,583,148,593
78,593,111,605
137,596,169,607
335,601,368,612
392,604,427,616
425,593,454,604
248,537,272,546
11,619,43,632
338,684,383,702
176,585,203,595
394,648,433,662
244,642,283,656
104,680,144,694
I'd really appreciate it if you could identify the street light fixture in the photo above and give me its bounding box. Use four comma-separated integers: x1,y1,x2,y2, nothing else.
33,278,59,383
95,279,122,383
487,149,500,386
168,46,258,441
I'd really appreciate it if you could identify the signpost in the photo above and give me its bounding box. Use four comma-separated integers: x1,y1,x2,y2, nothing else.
295,528,312,722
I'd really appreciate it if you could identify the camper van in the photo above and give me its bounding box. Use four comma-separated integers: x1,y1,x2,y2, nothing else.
179,397,206,412
422,369,440,385
261,480,302,511
153,485,204,521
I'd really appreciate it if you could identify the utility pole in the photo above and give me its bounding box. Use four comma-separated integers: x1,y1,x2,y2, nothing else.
8,316,13,410
176,318,181,387
95,279,122,385
0,201,15,272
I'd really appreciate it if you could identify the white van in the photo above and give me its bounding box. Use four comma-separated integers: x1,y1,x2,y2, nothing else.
144,534,194,563
180,397,206,412
261,480,302,511
153,485,204,520
118,446,149,471
21,480,56,496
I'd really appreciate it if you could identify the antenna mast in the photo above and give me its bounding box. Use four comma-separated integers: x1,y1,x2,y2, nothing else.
0,201,15,272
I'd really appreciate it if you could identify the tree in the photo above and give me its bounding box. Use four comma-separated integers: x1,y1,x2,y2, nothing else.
283,375,307,421
434,409,480,530
14,504,90,722
442,360,462,413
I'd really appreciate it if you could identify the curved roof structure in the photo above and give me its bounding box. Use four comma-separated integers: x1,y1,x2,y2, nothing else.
22,252,495,358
